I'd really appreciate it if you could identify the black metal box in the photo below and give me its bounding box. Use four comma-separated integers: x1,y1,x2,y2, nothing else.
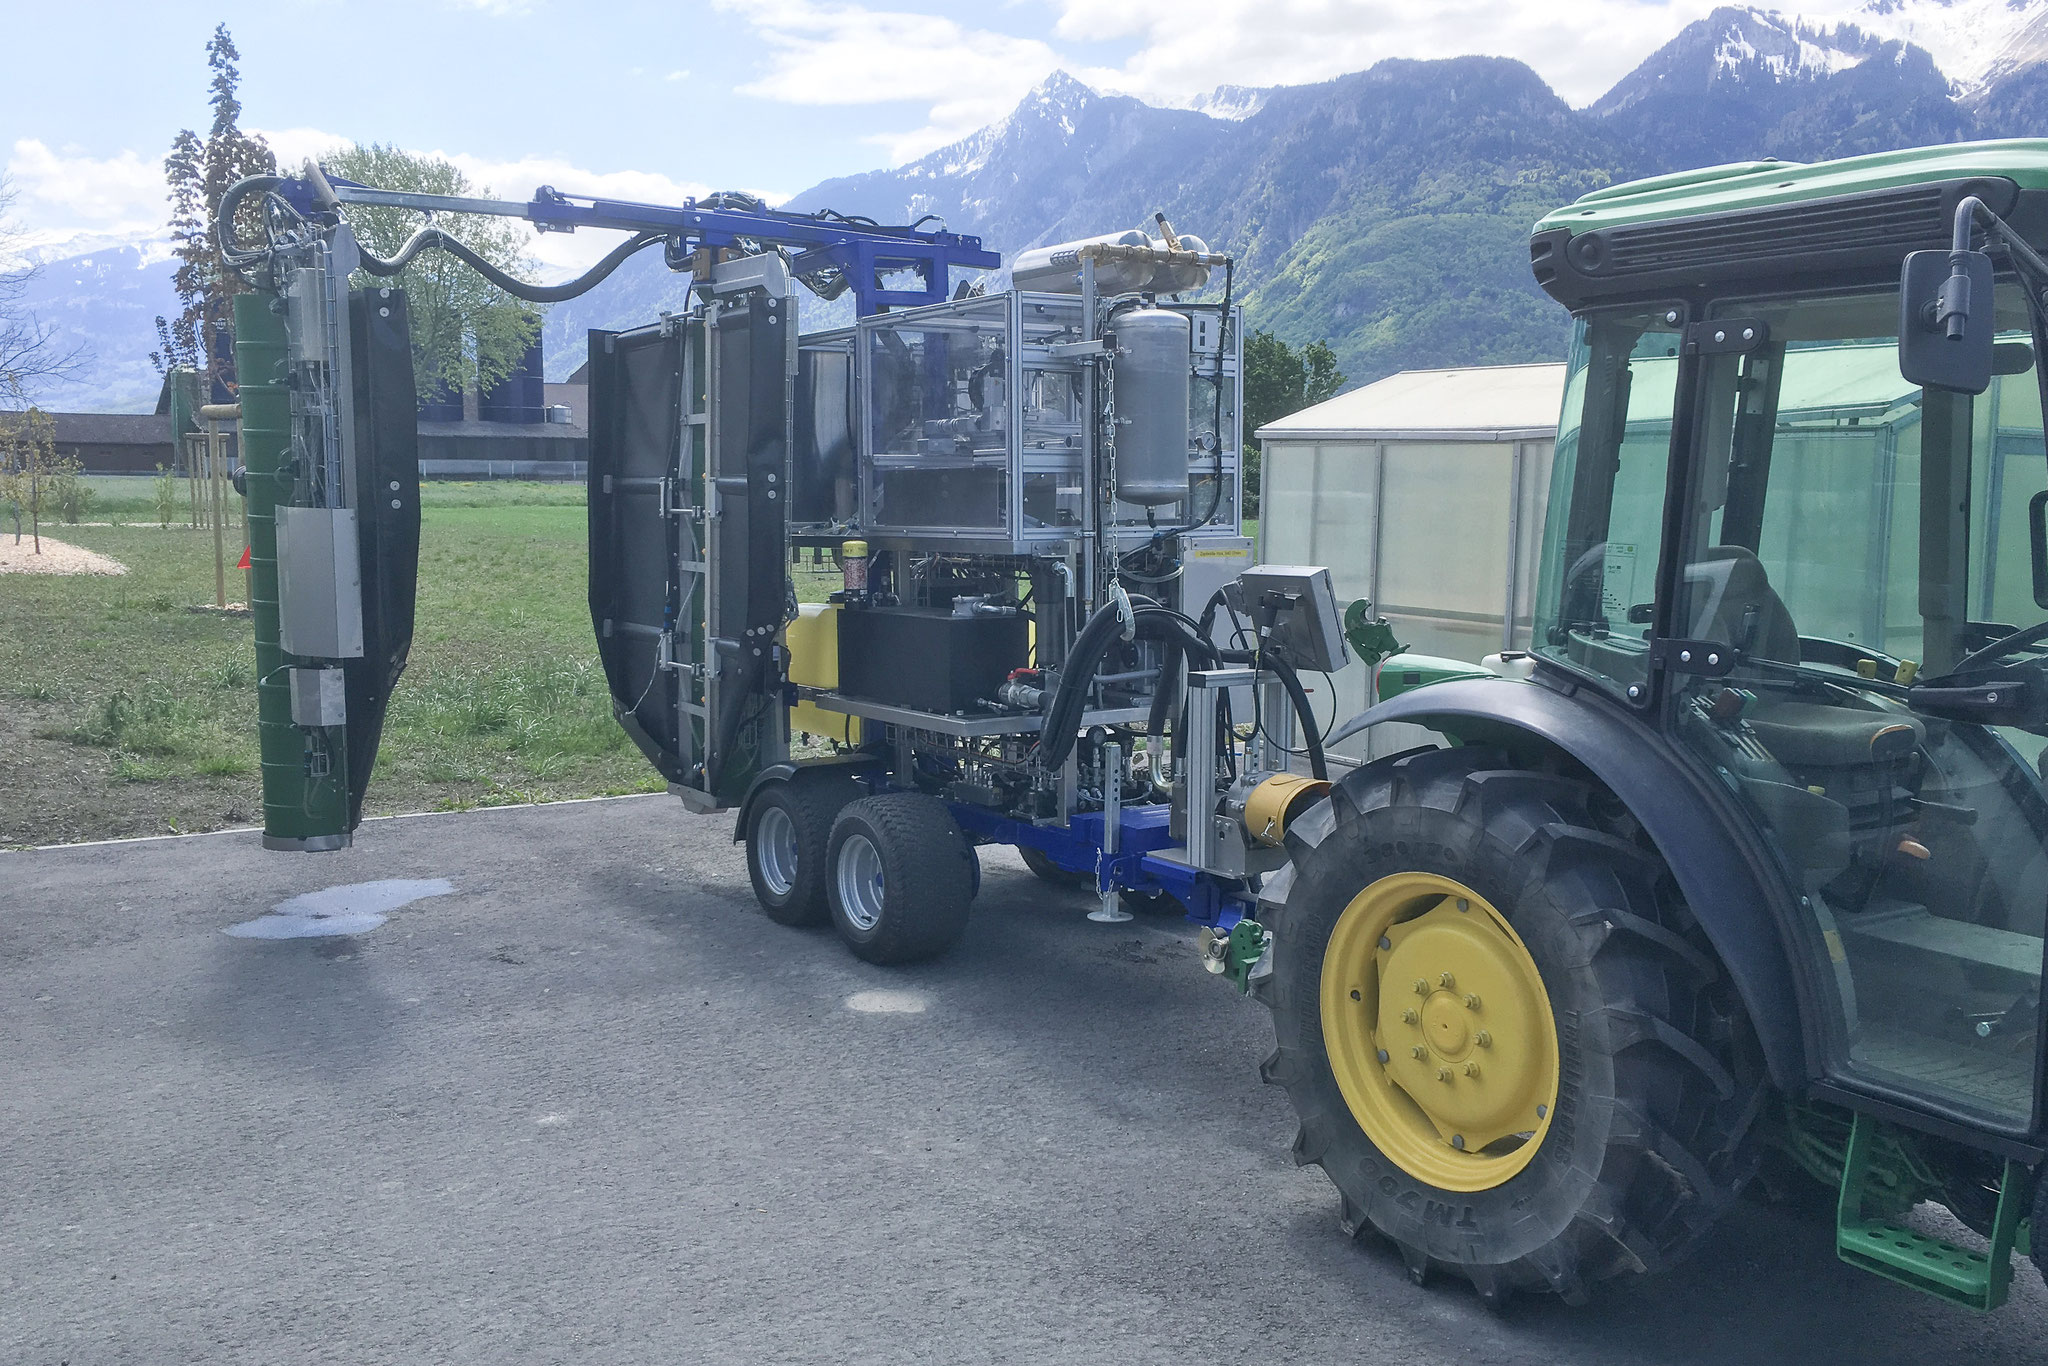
837,606,1029,714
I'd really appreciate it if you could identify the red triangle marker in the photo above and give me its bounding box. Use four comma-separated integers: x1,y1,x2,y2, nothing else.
237,545,251,569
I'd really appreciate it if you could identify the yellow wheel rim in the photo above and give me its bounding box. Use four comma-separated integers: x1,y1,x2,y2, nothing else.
1320,872,1560,1192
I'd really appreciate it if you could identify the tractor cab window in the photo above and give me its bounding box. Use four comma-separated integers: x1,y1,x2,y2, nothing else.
1669,283,2048,1129
1532,307,1686,698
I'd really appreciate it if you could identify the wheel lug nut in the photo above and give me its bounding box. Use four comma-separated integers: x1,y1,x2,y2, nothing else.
1410,1045,1428,1060
1475,1030,1493,1048
1438,972,1456,989
1451,1134,1466,1149
1436,1067,1453,1082
1413,979,1430,996
1401,1008,1419,1025
1464,993,1482,1011
1376,1049,1390,1064
1464,1062,1482,1078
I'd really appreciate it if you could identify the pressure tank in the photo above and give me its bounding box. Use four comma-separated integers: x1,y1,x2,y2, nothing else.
1110,307,1192,506
1010,230,1153,295
1149,233,1211,294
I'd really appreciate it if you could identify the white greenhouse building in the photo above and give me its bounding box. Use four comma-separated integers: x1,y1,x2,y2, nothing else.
1256,362,1566,759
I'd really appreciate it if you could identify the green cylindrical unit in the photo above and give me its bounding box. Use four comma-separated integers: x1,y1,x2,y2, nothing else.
233,291,352,851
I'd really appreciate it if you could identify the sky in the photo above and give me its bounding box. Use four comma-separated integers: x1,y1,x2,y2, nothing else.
1,0,1880,275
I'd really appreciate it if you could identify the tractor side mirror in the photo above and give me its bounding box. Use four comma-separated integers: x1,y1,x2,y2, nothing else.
2030,490,2048,610
1900,249,1995,395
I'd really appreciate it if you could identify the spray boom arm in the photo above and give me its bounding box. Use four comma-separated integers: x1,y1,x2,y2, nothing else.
228,161,1001,316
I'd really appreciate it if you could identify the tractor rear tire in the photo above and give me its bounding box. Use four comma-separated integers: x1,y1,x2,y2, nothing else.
827,793,975,964
2034,1166,2048,1287
746,771,860,928
1257,744,1760,1305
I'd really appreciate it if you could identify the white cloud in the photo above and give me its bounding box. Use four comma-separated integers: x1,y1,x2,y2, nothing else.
1052,0,1811,107
3,139,167,263
713,0,1890,160
3,123,779,282
713,0,1086,161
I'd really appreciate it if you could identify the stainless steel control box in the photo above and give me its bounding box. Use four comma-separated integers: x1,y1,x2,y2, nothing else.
276,505,365,659
289,666,348,727
1236,564,1350,673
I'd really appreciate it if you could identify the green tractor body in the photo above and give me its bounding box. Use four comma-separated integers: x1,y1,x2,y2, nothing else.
1264,139,2048,1309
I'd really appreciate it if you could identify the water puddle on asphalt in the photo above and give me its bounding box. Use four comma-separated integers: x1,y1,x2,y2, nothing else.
223,878,455,940
845,989,929,1014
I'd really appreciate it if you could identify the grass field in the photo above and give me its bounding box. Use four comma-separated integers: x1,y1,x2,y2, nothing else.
0,480,671,848
3,477,1255,847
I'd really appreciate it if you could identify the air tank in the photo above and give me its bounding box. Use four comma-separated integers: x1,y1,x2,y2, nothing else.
1110,307,1192,506
1148,233,1210,294
1010,230,1153,295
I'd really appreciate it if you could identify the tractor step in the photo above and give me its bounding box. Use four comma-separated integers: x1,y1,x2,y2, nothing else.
1835,1111,2026,1311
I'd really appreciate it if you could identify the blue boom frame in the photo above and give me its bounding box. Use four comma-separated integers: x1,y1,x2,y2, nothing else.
281,175,1000,316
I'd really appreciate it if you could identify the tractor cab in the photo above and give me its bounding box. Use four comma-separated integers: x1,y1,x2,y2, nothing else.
1534,278,2048,1135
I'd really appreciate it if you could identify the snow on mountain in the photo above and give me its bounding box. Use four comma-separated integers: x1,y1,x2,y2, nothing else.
1855,0,2048,92
1186,84,1271,121
1712,14,1882,80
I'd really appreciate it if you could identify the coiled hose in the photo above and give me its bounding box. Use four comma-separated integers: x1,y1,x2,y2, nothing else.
1039,597,1325,781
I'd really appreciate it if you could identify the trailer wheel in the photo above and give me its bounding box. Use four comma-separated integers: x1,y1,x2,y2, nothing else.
827,794,975,964
1259,745,1760,1305
1020,845,1094,891
745,772,858,928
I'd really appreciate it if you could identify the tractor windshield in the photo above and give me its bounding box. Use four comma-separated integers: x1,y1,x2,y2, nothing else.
1535,281,2048,1131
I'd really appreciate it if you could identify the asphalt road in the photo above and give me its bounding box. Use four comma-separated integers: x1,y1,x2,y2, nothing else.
5,795,2046,1365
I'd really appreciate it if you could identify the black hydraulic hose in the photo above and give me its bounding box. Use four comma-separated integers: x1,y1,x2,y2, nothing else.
1260,652,1328,781
1146,632,1183,742
215,174,287,266
1040,600,1217,769
357,227,667,303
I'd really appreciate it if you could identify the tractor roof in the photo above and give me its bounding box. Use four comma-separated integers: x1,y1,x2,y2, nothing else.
1534,139,2048,238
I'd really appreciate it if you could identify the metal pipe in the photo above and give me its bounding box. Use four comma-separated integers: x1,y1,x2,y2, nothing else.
1183,667,1254,870
1088,740,1131,923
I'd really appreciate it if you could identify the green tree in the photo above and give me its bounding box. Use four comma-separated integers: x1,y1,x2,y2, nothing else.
156,24,277,388
0,406,68,552
323,143,542,407
1239,330,1347,517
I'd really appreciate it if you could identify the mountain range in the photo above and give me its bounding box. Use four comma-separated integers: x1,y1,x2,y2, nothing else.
24,0,2048,412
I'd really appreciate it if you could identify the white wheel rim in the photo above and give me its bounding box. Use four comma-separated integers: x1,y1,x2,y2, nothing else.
755,804,799,898
837,832,885,932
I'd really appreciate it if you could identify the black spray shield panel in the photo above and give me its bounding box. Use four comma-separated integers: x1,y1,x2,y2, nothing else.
343,286,422,829
586,324,688,784
705,293,792,804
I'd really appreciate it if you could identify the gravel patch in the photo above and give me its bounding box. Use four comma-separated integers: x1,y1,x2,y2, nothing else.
0,535,128,575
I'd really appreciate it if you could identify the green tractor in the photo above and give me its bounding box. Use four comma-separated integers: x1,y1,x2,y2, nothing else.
1256,140,2048,1309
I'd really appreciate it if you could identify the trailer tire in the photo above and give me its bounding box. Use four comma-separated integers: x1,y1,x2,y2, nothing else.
828,794,975,964
1260,745,1761,1304
746,772,859,927
1020,845,1094,891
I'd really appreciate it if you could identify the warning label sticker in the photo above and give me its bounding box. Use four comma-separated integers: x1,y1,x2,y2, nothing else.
1600,542,1637,620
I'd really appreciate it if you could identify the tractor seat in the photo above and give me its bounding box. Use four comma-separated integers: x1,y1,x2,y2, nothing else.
1684,545,1800,663
1744,701,1923,770
1685,545,1925,769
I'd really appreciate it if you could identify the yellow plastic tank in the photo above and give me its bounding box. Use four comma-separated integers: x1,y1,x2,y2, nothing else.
786,602,860,744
